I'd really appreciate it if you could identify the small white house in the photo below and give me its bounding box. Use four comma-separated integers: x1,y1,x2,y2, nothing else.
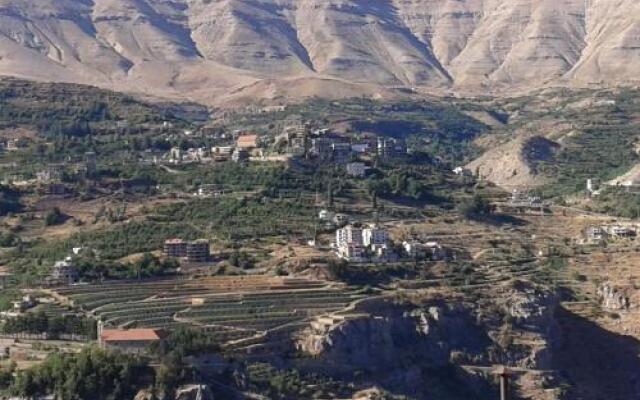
319,209,335,221
346,162,367,178
403,240,445,261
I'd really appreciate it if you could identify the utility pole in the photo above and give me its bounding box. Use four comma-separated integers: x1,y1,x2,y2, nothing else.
494,366,513,400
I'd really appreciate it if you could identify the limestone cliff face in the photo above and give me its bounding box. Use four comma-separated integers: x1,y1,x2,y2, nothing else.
296,303,489,369
296,286,559,371
0,0,637,104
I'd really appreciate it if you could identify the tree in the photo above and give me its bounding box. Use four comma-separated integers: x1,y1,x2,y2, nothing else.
44,207,65,226
457,194,493,219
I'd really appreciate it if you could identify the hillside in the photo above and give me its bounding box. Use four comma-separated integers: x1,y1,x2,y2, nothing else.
0,0,639,105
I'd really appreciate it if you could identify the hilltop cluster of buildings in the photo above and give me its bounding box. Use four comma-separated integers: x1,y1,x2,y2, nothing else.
333,224,445,263
161,133,263,165
309,135,407,165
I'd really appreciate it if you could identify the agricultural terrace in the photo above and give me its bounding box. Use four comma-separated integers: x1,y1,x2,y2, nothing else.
52,276,368,345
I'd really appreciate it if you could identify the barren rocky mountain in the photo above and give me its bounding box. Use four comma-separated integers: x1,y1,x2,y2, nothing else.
0,0,638,105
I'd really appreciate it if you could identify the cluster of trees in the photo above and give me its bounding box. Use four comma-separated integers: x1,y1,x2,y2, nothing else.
457,194,494,220
158,196,315,241
8,347,148,399
2,328,221,399
366,172,428,201
0,186,21,216
151,327,221,398
1,311,96,339
0,231,19,247
72,252,179,281
589,188,640,219
29,221,198,262
0,79,179,137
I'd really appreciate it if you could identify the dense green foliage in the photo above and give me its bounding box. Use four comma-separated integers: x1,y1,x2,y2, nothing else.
155,196,316,241
0,186,21,216
535,89,640,197
9,347,148,400
0,289,20,312
1,311,96,338
588,187,640,218
44,207,65,226
0,78,190,136
457,194,494,219
152,327,220,357
27,222,198,262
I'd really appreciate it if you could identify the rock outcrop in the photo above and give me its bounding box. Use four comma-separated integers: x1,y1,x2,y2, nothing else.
598,283,632,311
296,303,489,370
175,384,214,400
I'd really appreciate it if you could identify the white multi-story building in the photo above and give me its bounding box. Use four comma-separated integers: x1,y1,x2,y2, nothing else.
336,225,364,248
363,225,389,247
337,245,367,262
336,224,392,262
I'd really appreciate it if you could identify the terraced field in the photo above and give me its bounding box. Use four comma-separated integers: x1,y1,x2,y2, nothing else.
53,276,367,345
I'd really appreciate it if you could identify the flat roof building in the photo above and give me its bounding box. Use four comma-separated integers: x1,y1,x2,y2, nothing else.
164,239,187,258
237,134,259,149
187,240,210,263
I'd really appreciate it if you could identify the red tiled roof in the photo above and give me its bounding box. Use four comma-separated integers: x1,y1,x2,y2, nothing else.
101,329,165,342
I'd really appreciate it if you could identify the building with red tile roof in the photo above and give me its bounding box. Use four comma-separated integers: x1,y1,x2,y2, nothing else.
100,328,166,354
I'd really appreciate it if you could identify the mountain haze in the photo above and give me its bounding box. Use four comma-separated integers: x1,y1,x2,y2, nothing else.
0,0,638,104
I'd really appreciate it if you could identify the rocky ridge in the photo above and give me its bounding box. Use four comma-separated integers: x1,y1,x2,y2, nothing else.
0,0,639,105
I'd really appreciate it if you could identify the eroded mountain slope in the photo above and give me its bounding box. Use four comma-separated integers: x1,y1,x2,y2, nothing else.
0,0,638,104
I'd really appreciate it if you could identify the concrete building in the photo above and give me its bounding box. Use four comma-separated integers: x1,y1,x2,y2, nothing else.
338,245,367,262
236,134,259,150
351,143,370,154
370,243,397,262
318,209,335,222
186,240,210,263
377,138,406,159
510,190,541,206
100,328,166,354
333,213,349,226
164,239,187,258
403,240,446,261
336,225,364,248
346,162,367,178
584,226,608,243
363,225,389,247
169,147,183,164
331,143,352,164
232,148,249,163
5,139,19,151
336,224,393,262
608,225,636,239
36,165,63,183
49,258,79,285
311,137,333,158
